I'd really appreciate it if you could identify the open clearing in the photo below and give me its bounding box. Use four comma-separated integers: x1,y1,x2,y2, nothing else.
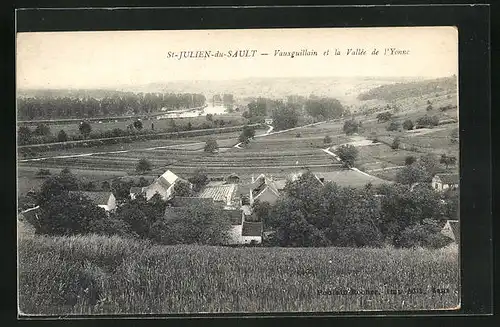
18,234,459,314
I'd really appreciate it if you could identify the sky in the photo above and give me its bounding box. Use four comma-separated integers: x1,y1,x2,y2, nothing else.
16,27,458,90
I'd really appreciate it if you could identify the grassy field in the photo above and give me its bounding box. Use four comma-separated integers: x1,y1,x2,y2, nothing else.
18,233,460,315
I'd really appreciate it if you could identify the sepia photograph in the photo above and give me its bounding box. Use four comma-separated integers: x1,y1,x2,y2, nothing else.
16,26,460,315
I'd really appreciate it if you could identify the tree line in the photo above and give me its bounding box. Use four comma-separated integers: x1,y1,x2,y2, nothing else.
255,171,457,248
243,96,346,131
17,92,206,120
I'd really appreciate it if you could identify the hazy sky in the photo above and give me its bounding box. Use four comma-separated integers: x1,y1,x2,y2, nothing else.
17,27,458,89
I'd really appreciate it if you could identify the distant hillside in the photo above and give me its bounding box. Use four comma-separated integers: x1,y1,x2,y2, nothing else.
17,88,135,99
357,76,457,102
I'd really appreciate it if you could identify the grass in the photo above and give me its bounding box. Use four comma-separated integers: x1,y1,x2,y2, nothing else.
18,234,460,315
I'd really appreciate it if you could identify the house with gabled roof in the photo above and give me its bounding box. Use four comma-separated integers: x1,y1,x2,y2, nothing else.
248,174,281,205
241,221,263,244
432,173,459,192
441,219,460,244
142,170,191,201
68,191,116,212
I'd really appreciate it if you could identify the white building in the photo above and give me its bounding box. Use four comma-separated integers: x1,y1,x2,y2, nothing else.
142,170,191,201
432,173,459,192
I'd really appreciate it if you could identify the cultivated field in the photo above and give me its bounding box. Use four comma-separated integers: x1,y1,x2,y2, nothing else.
17,120,350,190
18,234,460,315
22,114,247,137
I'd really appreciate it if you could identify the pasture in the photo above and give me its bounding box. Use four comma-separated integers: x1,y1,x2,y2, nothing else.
18,234,460,315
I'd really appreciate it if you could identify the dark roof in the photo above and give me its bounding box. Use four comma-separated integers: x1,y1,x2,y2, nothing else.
448,220,460,242
225,209,242,225
242,221,263,237
436,173,459,185
238,183,253,196
171,196,214,207
157,176,173,189
130,187,143,194
69,191,113,205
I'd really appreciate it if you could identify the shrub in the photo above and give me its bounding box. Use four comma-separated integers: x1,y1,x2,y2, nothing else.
399,220,453,249
323,135,332,144
343,119,360,135
376,111,393,123
57,130,68,142
386,121,401,132
405,156,416,166
295,133,302,138
402,119,414,130
136,158,152,174
391,137,401,150
204,138,219,153
334,144,358,168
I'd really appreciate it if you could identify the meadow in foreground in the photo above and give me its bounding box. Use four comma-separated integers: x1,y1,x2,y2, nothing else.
18,233,459,315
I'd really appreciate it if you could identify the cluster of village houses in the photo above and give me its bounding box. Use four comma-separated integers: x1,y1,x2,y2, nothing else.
19,168,460,245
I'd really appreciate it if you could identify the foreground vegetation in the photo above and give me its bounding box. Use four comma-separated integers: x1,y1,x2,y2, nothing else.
18,234,459,315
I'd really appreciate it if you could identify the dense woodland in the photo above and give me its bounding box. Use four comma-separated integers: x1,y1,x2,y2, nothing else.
17,92,207,120
244,96,346,130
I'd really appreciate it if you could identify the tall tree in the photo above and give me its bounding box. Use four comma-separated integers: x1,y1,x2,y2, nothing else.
334,144,358,168
79,121,92,138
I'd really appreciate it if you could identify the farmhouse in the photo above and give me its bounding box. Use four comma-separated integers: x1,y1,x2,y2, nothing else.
248,174,281,205
241,221,263,244
288,169,324,185
68,191,117,212
142,170,191,201
264,118,274,125
440,220,459,244
432,173,459,191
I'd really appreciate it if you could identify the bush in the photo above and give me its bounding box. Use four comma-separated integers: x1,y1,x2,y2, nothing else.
57,130,68,142
402,119,414,130
334,144,358,168
343,119,360,135
416,115,439,128
405,156,416,166
399,220,453,249
376,111,393,123
204,138,219,153
391,137,401,150
386,121,401,132
136,158,152,174
295,133,302,138
323,135,332,144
